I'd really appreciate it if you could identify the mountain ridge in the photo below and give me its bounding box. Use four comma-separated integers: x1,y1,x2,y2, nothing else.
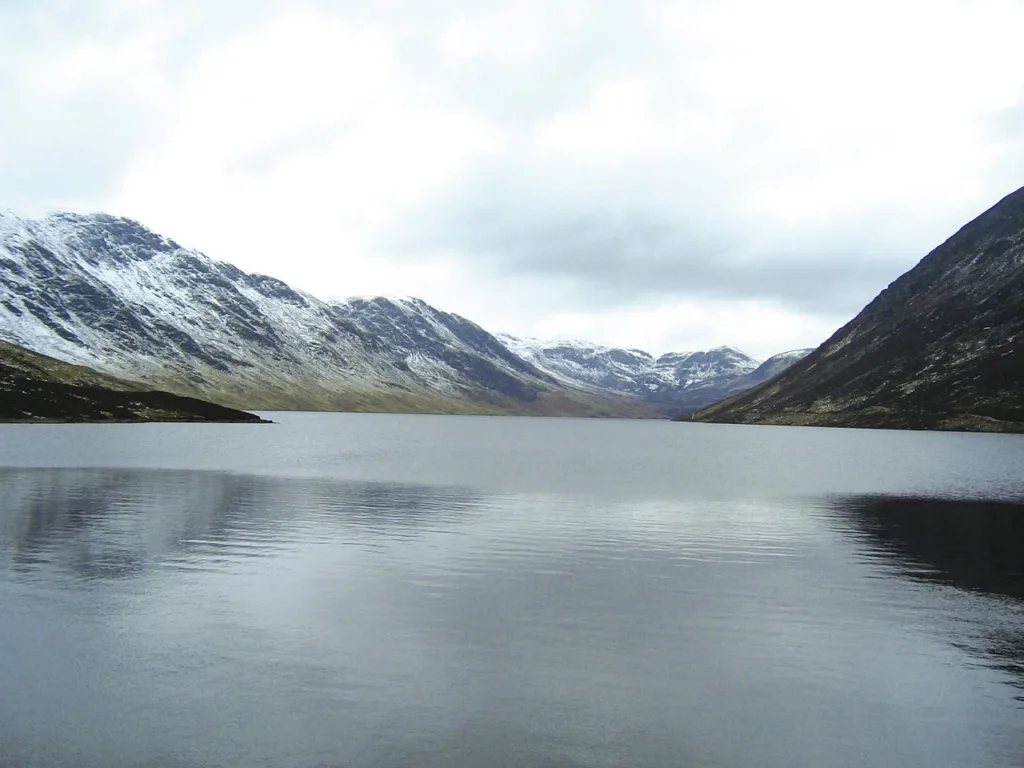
0,210,807,417
501,334,812,413
692,185,1024,432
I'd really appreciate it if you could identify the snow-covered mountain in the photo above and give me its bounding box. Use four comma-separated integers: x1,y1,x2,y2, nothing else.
0,210,806,416
330,296,555,402
499,335,811,413
0,212,653,415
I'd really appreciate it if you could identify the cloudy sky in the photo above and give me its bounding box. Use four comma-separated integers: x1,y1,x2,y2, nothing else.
3,0,1024,358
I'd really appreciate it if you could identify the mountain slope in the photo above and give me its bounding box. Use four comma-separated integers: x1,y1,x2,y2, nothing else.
331,297,556,402
739,349,815,387
694,186,1024,432
0,212,661,416
0,340,265,422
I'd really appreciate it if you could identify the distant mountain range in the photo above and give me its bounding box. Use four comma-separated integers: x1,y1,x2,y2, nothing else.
695,185,1024,433
501,335,813,414
0,212,807,417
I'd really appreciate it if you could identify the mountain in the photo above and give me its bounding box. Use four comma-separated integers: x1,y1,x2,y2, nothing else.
0,340,264,422
0,211,807,417
330,296,555,402
501,336,811,413
0,212,660,416
694,186,1024,432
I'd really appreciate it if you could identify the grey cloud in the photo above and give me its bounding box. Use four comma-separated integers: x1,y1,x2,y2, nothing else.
388,148,924,318
352,0,1024,324
436,211,908,315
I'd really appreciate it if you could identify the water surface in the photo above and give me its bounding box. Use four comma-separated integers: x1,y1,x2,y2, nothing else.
1,414,1023,767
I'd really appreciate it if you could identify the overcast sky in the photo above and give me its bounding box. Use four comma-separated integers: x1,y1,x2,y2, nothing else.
3,0,1024,359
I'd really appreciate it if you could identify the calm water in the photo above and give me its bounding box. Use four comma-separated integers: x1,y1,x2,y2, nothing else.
1,414,1023,768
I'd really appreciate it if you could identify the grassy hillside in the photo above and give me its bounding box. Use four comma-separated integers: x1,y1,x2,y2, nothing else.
0,341,265,423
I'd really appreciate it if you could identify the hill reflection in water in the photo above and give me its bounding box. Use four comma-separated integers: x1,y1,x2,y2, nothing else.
832,494,1024,699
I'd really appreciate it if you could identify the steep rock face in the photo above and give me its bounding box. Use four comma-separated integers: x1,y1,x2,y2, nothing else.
0,340,264,422
694,186,1024,432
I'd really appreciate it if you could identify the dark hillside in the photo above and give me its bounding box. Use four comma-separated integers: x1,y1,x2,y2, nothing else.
693,186,1024,432
0,341,265,423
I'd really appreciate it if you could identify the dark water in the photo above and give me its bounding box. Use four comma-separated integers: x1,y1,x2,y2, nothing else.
1,414,1023,768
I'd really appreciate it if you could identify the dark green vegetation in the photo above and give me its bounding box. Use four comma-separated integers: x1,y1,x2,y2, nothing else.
693,185,1024,433
0,341,265,423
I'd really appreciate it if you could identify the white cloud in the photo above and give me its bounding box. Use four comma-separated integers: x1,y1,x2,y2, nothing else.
4,0,1024,357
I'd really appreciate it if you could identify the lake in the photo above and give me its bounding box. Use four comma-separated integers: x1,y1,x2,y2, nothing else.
1,413,1023,768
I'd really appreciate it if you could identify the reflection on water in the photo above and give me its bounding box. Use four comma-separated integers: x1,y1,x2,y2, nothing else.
837,495,1024,598
1,468,480,582
1,458,1023,768
833,495,1024,699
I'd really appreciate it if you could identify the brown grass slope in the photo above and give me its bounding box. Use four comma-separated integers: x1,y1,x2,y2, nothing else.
691,186,1024,433
131,365,665,418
